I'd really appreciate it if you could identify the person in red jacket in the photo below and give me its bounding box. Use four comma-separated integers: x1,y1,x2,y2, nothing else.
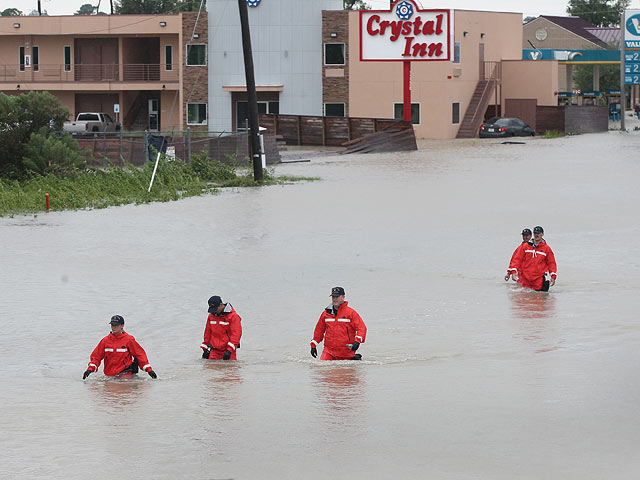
310,287,367,361
510,226,558,291
505,228,532,281
200,296,242,360
83,315,157,379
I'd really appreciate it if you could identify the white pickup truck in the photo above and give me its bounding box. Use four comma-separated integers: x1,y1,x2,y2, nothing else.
63,113,121,134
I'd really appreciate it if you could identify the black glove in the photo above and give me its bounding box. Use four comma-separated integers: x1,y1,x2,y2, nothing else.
83,369,92,380
223,350,232,361
202,349,210,359
311,347,317,358
148,370,157,379
350,341,360,352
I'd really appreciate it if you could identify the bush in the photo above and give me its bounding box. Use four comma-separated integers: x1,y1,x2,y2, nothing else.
21,129,88,177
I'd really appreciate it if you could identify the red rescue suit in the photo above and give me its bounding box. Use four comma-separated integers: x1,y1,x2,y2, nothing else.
511,240,557,290
311,301,367,360
200,304,242,360
87,331,153,376
506,241,529,278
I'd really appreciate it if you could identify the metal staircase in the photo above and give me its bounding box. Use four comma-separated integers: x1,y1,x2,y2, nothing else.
456,62,501,138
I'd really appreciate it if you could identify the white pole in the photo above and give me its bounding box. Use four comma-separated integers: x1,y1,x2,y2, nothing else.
148,151,161,192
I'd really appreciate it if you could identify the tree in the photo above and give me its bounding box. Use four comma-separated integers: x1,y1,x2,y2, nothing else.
566,0,630,27
344,0,371,10
0,92,72,179
574,63,621,92
114,0,203,14
523,16,537,24
75,4,96,15
1,8,23,16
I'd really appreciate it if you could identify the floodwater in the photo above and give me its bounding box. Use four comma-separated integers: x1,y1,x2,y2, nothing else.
1,131,640,479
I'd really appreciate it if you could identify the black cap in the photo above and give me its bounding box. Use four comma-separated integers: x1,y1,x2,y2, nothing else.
521,228,532,236
533,226,544,234
109,315,125,325
208,296,222,314
331,286,345,297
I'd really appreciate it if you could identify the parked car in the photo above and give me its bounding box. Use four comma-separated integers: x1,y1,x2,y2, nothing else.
63,113,121,135
479,117,534,138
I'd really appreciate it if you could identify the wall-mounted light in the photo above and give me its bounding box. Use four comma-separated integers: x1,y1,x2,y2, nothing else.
159,21,167,27
330,32,337,38
13,23,20,28
480,33,486,38
16,84,20,90
463,31,468,37
162,85,166,89
193,33,200,39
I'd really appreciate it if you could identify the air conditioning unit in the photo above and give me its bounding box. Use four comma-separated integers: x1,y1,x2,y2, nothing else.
453,68,462,77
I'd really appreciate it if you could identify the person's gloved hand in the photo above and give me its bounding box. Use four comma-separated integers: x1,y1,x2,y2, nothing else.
83,369,92,380
350,341,360,352
202,344,212,359
311,347,317,358
504,274,511,281
148,370,157,379
223,350,232,361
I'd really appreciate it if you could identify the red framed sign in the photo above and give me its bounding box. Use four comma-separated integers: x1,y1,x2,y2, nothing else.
360,0,451,62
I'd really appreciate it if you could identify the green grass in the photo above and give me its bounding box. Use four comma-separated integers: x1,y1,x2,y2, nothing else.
542,130,564,139
0,159,320,216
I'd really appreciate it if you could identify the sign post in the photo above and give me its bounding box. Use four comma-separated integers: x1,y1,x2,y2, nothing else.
360,0,452,123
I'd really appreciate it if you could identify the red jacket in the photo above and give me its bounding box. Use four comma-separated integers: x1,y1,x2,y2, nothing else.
87,331,153,376
200,304,242,357
311,301,367,359
506,241,529,276
511,240,557,290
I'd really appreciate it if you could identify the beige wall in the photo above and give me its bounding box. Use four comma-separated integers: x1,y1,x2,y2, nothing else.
502,60,558,106
523,17,600,51
348,9,525,139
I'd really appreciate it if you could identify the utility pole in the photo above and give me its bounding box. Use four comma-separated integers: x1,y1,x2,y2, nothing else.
110,0,114,14
37,0,41,15
237,0,264,181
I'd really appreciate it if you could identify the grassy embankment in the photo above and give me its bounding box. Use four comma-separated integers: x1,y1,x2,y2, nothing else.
0,156,319,216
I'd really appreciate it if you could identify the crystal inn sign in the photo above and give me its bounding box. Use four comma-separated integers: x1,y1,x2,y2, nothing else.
360,0,451,121
360,0,451,61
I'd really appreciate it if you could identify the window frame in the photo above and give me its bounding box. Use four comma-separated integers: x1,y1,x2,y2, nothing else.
324,43,346,66
186,102,208,125
185,44,207,66
453,41,461,64
165,45,173,71
32,45,39,72
64,45,72,72
324,102,346,117
393,103,421,125
452,102,460,124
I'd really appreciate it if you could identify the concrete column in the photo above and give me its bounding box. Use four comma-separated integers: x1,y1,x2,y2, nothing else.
566,64,573,92
593,64,600,91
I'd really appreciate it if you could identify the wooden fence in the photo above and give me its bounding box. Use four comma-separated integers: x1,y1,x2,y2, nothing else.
258,113,413,146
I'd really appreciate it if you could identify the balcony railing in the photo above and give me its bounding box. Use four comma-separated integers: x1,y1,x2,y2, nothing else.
0,64,179,83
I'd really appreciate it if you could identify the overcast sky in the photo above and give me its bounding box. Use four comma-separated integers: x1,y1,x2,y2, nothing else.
2,0,640,19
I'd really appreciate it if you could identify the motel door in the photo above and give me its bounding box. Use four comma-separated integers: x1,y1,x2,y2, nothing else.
148,99,159,131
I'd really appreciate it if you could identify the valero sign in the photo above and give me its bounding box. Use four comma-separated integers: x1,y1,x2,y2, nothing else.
624,10,640,48
360,0,451,61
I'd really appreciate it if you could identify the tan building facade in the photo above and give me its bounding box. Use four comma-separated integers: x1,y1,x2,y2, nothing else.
322,8,558,139
0,12,208,131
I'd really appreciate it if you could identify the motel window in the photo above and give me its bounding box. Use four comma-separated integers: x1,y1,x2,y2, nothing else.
236,101,280,129
186,44,207,66
187,103,207,125
453,42,460,64
452,102,460,124
19,46,25,72
394,103,420,125
324,103,345,117
64,46,72,72
165,45,173,71
324,43,345,65
33,46,39,72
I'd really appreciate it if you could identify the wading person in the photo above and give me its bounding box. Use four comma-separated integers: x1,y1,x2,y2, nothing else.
510,226,557,291
200,296,242,360
83,315,157,379
505,228,532,281
310,287,367,360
